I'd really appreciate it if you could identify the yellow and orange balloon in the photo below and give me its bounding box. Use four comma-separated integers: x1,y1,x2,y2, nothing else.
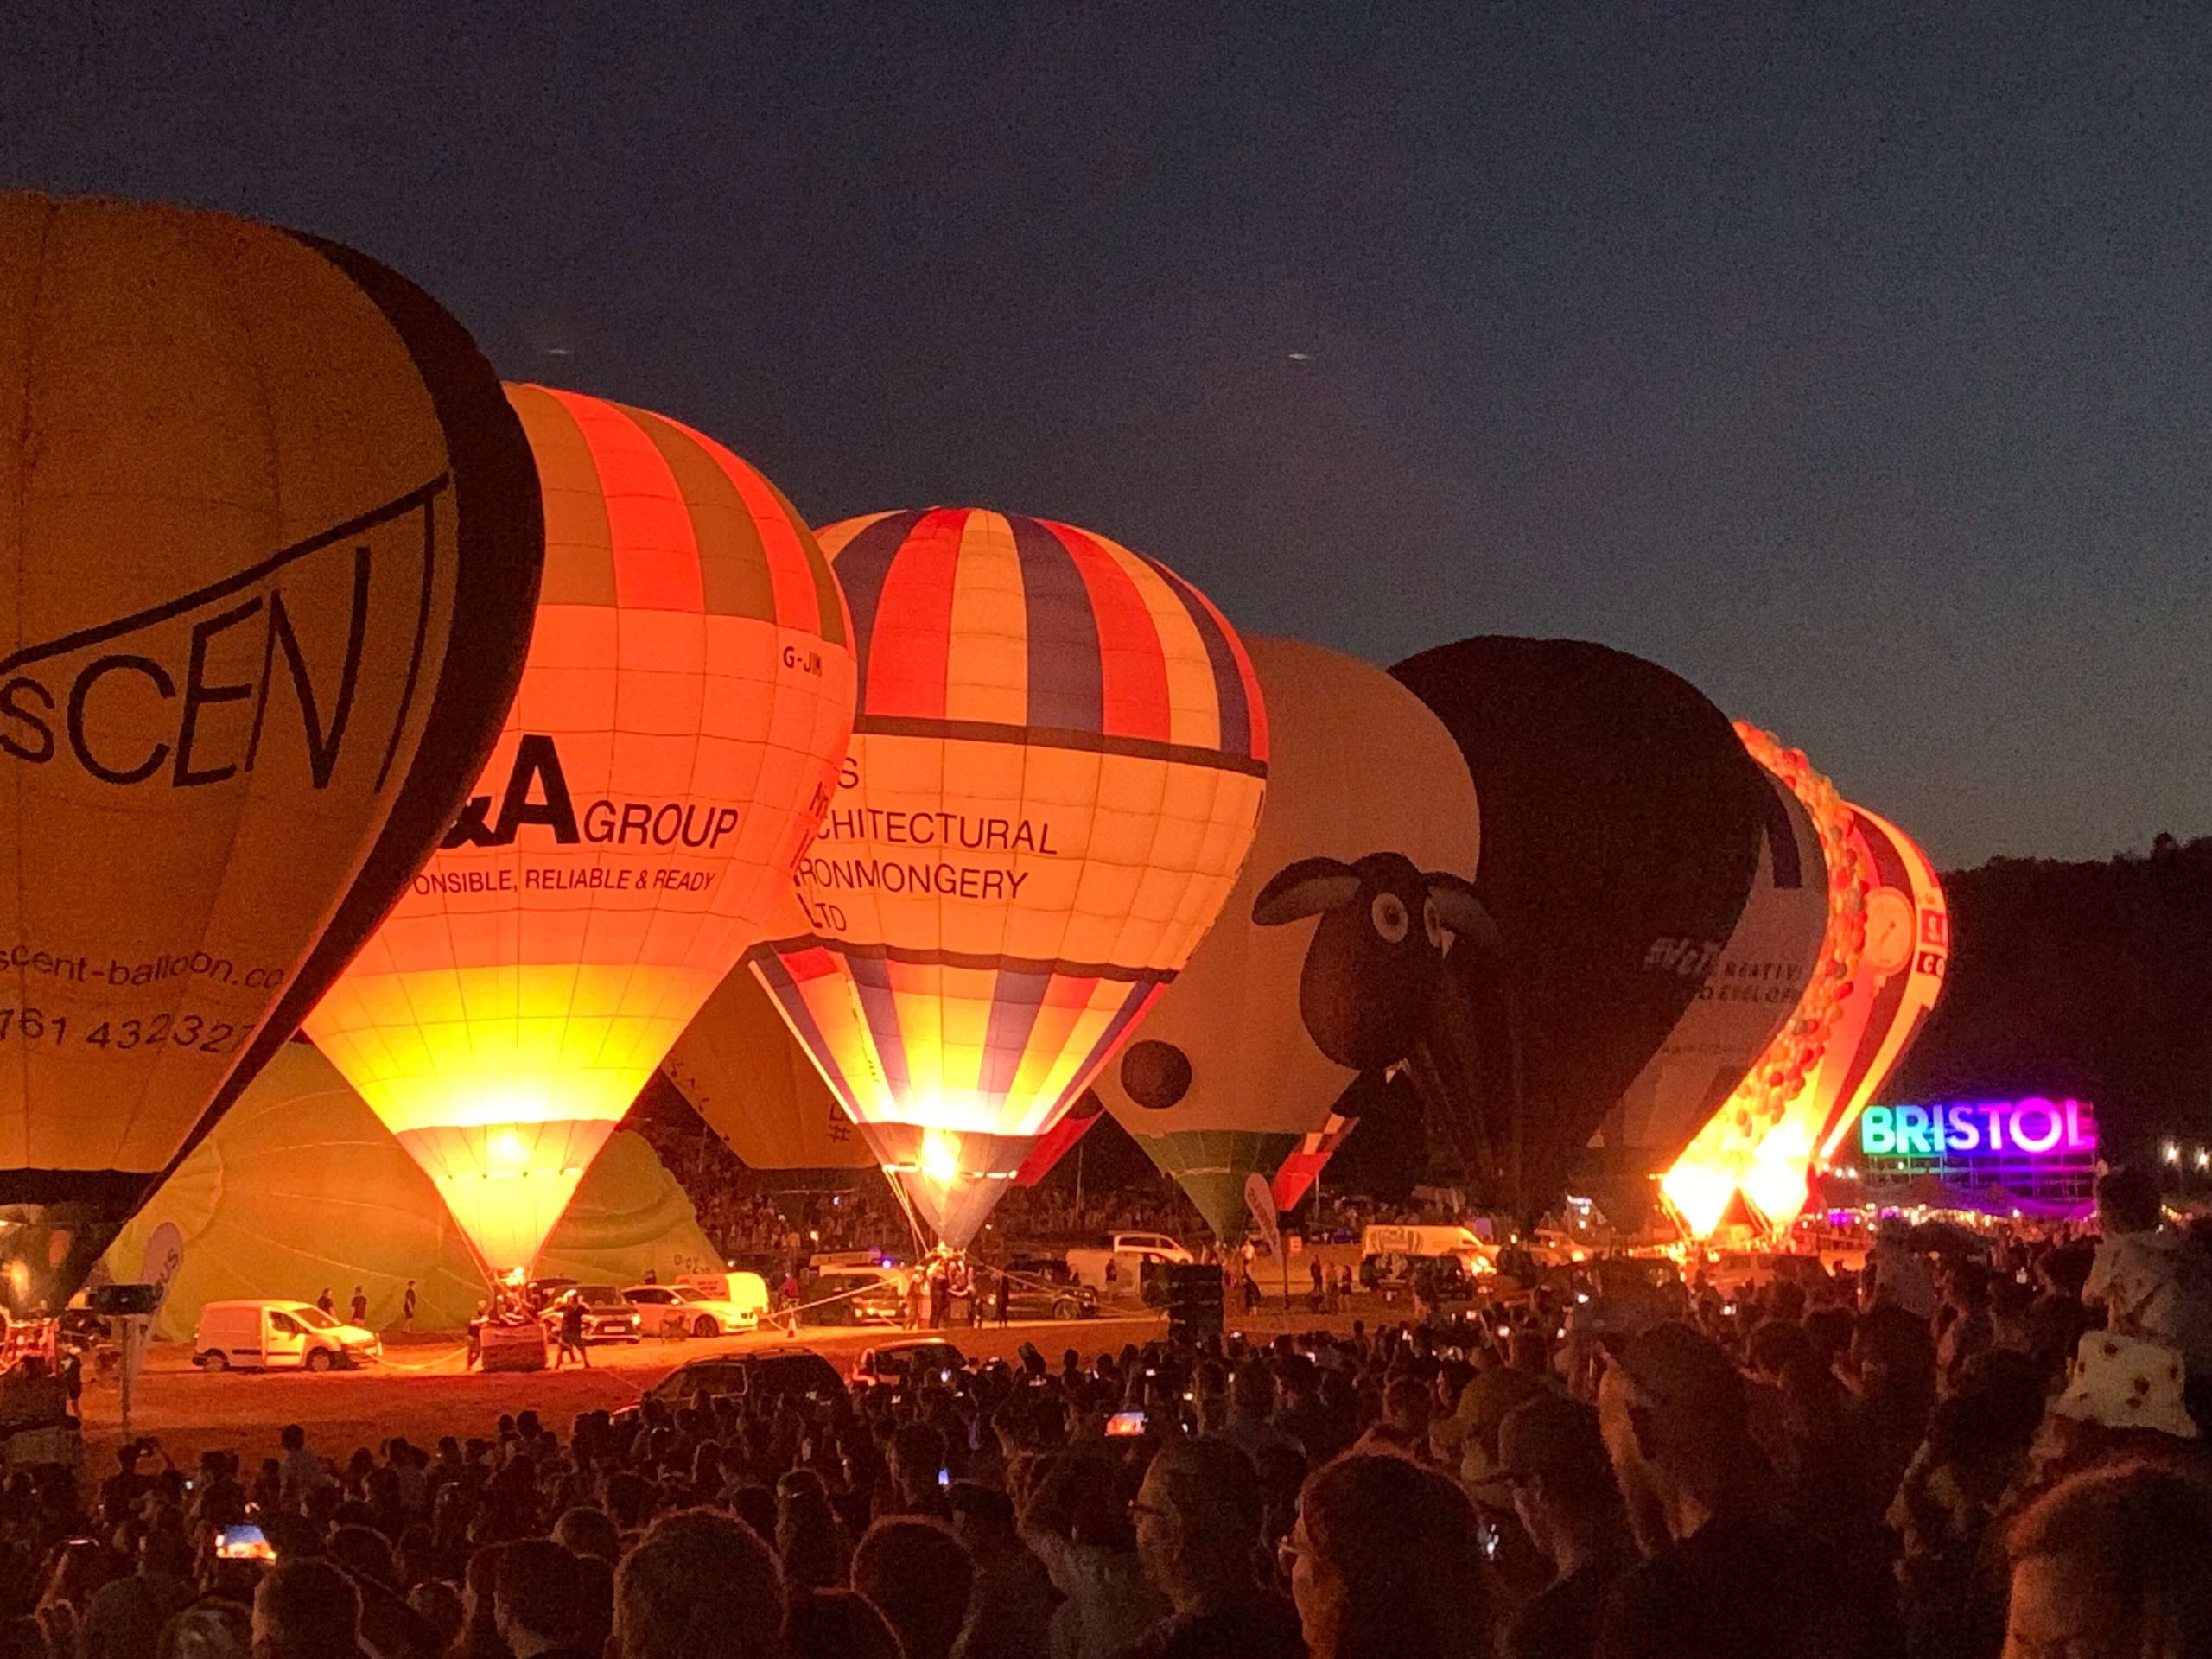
752,508,1267,1249
1662,725,1866,1236
306,387,855,1275
1738,804,1949,1229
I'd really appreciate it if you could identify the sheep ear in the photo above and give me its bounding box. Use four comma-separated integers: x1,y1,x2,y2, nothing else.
1253,857,1361,926
1424,874,1501,951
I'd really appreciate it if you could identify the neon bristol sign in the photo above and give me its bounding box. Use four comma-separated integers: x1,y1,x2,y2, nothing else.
1859,1097,2098,1159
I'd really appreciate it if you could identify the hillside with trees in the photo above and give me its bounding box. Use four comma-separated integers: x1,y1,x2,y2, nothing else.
1889,834,2212,1161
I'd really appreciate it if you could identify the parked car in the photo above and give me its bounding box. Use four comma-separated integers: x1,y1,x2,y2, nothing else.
194,1300,381,1372
850,1339,966,1387
801,1263,906,1325
624,1283,758,1338
1109,1231,1192,1263
677,1272,772,1321
641,1347,845,1411
538,1284,642,1344
995,1257,1100,1321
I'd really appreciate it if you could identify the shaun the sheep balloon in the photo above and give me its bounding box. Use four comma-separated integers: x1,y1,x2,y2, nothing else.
1390,638,1772,1224
306,386,855,1278
753,508,1267,1250
0,194,542,1313
1093,637,1480,1242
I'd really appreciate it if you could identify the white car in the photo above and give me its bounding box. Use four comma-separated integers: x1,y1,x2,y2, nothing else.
1109,1231,1192,1264
623,1284,760,1339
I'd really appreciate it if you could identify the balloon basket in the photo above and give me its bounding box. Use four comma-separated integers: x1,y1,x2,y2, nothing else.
478,1320,547,1373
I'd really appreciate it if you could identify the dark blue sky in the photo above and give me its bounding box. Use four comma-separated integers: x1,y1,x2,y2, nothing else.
9,5,2206,866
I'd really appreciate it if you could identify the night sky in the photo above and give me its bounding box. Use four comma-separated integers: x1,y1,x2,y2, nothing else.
8,7,2207,868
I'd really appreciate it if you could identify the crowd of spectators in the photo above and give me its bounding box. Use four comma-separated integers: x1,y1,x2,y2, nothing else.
638,1113,1206,1269
7,1164,2212,1656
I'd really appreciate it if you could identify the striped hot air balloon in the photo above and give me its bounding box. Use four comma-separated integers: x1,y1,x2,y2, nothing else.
753,508,1268,1249
305,386,856,1278
1811,807,1949,1161
1724,806,1948,1231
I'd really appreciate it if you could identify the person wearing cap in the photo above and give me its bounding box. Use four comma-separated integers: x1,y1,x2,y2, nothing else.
1497,1394,1634,1659
1594,1322,1900,1659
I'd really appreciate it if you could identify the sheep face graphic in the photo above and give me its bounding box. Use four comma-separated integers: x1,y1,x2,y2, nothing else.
1251,851,1496,1072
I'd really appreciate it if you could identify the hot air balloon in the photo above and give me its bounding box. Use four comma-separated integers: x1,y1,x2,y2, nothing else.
1388,639,1773,1224
663,952,875,1173
105,1039,721,1342
1732,804,1948,1230
0,194,542,1313
1094,636,1480,1243
753,509,1268,1250
304,387,856,1279
1661,727,1868,1236
1590,768,1829,1226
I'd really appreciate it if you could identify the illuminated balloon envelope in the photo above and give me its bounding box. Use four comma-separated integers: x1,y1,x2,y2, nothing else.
753,508,1268,1249
0,194,542,1313
664,938,875,1173
1388,639,1772,1222
105,1039,721,1340
1592,772,1828,1226
306,386,856,1277
1662,727,1868,1236
1732,804,1948,1230
1094,636,1479,1243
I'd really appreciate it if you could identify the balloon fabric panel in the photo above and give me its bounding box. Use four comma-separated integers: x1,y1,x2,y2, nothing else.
0,194,542,1313
759,508,1265,1248
305,385,854,1276
659,969,874,1172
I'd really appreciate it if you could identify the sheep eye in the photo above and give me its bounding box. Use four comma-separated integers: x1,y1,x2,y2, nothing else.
1422,896,1446,948
1370,893,1410,943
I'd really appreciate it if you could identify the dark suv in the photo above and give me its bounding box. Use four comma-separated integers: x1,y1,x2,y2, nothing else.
644,1347,846,1409
995,1257,1100,1321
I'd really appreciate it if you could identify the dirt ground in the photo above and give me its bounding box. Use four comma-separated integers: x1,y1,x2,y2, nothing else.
74,1298,1350,1468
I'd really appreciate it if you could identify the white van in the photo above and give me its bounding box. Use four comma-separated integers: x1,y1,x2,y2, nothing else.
1358,1224,1494,1287
194,1300,382,1371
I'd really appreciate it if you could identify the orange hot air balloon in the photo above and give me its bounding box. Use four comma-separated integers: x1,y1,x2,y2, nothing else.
753,509,1267,1249
1662,726,1867,1237
1729,804,1950,1230
305,387,855,1276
